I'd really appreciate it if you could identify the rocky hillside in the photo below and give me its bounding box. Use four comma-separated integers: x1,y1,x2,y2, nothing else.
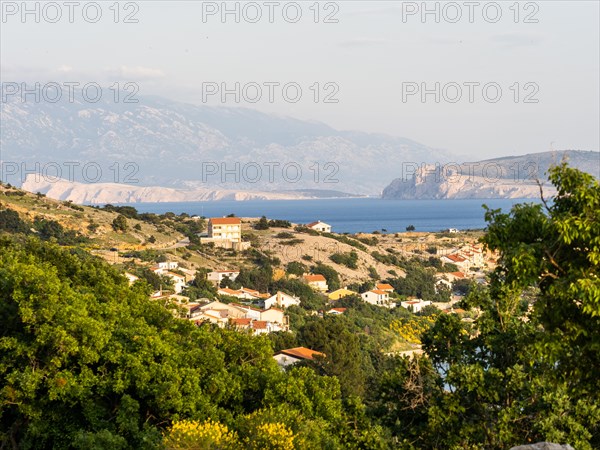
1,84,452,195
382,150,599,200
21,175,358,204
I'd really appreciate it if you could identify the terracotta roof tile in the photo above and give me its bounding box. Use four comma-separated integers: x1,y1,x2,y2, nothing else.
277,347,325,360
304,274,327,282
230,318,252,326
252,321,268,330
210,217,241,225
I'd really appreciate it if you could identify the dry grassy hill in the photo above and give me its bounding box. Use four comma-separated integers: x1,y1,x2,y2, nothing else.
1,183,485,284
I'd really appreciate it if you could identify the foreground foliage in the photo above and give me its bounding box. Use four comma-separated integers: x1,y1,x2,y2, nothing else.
1,163,598,449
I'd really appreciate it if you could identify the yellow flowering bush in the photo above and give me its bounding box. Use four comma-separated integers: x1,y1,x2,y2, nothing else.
163,419,240,450
246,422,295,450
390,315,437,344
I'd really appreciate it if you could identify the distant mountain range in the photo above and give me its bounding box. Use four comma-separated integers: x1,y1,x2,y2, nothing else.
381,151,600,200
0,85,452,196
20,175,362,204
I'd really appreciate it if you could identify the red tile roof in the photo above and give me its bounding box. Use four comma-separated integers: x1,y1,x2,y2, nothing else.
230,318,252,326
329,308,347,313
306,221,329,228
446,254,467,263
376,283,394,290
210,217,241,225
252,321,268,330
277,347,325,360
218,288,239,295
304,274,327,282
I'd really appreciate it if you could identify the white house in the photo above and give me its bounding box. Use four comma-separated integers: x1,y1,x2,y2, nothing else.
303,274,329,292
264,291,301,309
252,320,281,335
165,271,187,294
273,347,325,368
199,301,247,319
306,220,332,233
231,303,262,321
217,287,270,300
400,299,432,313
361,289,394,308
150,261,179,276
124,272,139,285
207,270,240,284
194,311,228,327
261,307,288,329
158,261,179,270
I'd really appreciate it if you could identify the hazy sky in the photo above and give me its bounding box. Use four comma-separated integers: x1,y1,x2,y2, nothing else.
1,1,599,159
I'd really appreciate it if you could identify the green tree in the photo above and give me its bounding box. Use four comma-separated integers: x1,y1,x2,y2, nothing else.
112,214,129,232
286,261,308,277
0,209,30,234
255,216,270,230
418,164,600,449
0,236,280,448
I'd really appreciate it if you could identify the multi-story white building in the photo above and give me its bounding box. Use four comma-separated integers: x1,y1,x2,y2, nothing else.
201,218,250,250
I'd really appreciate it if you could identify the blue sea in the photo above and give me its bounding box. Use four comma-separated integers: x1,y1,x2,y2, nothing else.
126,198,542,234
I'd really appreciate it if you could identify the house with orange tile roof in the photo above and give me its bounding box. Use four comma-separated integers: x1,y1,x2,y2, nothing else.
326,307,347,315
303,274,329,292
448,271,466,279
361,289,394,308
441,253,470,271
305,220,331,233
252,320,271,335
229,317,253,331
201,217,250,250
273,347,326,367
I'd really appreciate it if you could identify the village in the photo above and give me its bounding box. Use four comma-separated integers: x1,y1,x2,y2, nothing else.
121,216,498,365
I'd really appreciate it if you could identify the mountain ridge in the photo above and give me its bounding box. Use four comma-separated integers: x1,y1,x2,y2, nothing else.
0,85,452,195
381,150,600,200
